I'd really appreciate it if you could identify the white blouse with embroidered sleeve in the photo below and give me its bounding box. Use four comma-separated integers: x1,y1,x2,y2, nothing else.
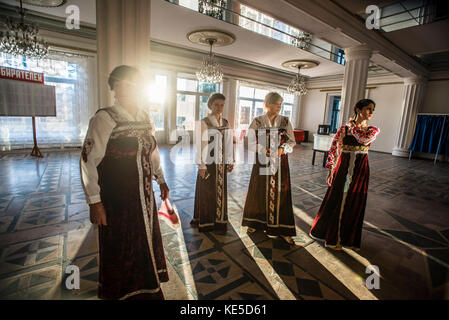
80,107,165,205
349,125,380,145
80,110,115,205
195,115,224,170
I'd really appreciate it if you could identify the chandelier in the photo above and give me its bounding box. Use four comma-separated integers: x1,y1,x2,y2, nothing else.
282,60,319,96
291,31,312,50
287,67,308,96
196,39,223,83
187,29,235,84
0,0,49,59
198,0,227,20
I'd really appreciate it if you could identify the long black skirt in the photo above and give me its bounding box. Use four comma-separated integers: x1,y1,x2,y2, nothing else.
192,163,228,232
242,155,296,236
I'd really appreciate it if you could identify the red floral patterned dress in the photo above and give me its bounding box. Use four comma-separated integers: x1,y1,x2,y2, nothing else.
309,123,380,249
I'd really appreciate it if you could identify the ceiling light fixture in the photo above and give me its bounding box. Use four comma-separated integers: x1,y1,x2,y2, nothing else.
198,0,227,20
0,0,49,59
196,38,223,83
282,60,319,96
291,31,312,50
187,30,235,84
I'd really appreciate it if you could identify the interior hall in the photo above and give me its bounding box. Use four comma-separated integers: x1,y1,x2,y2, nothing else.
0,0,448,300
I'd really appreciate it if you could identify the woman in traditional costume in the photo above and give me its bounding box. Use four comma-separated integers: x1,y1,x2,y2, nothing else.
309,99,380,250
191,93,233,232
242,92,296,245
80,65,170,300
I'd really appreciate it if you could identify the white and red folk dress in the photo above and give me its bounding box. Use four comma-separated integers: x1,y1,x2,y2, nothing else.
309,123,380,250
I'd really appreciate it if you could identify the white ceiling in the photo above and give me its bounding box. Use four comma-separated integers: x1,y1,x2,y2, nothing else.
0,0,346,77
150,0,345,78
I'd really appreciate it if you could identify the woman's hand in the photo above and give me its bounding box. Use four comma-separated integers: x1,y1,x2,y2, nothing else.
160,183,170,200
326,170,334,187
89,202,107,226
277,147,284,157
198,168,207,179
227,164,234,172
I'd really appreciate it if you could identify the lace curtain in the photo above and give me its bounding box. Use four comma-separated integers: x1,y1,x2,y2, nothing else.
0,52,97,149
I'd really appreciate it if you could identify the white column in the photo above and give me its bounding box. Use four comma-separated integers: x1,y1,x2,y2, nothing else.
339,45,372,126
96,0,152,107
223,78,238,129
167,71,178,144
392,77,427,157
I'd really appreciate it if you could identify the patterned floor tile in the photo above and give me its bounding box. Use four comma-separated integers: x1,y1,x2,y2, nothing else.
70,192,86,204
0,195,13,212
0,265,62,300
23,195,66,211
67,203,89,222
0,235,63,275
62,254,99,300
14,207,66,231
163,228,215,267
216,281,274,300
0,216,14,233
188,251,250,300
66,226,98,261
1,145,449,300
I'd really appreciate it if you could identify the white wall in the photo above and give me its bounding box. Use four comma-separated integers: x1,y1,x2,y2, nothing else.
421,80,449,114
299,74,405,153
366,83,404,153
297,88,328,133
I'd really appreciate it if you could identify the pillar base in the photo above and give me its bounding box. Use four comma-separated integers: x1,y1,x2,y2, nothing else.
392,147,410,158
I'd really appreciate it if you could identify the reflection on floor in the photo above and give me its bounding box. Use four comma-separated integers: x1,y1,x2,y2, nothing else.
0,143,448,300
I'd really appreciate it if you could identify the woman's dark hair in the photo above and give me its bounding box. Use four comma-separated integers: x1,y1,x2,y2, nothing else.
353,98,375,120
108,65,140,90
207,92,226,109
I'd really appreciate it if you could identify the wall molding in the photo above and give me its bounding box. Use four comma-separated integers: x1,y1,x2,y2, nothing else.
150,40,294,87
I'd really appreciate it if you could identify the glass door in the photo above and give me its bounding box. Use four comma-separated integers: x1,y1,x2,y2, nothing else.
325,94,341,133
176,94,196,131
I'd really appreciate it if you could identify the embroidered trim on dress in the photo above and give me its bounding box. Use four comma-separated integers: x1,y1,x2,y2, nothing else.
242,217,296,228
199,222,215,228
113,123,153,134
81,139,94,162
342,145,369,152
136,137,159,286
336,151,356,247
119,288,161,300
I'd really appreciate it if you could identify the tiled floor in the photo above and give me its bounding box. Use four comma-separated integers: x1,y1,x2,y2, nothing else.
0,143,448,300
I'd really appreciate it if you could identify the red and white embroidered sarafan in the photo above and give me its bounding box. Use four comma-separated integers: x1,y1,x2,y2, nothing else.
310,123,380,249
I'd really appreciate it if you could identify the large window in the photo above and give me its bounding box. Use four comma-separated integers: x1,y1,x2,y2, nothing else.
237,84,295,130
168,0,345,65
176,76,220,130
333,48,345,65
239,5,301,46
178,0,199,11
147,74,167,131
0,52,95,148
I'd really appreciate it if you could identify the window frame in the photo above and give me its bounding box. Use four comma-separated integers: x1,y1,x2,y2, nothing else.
236,83,296,130
175,75,222,130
